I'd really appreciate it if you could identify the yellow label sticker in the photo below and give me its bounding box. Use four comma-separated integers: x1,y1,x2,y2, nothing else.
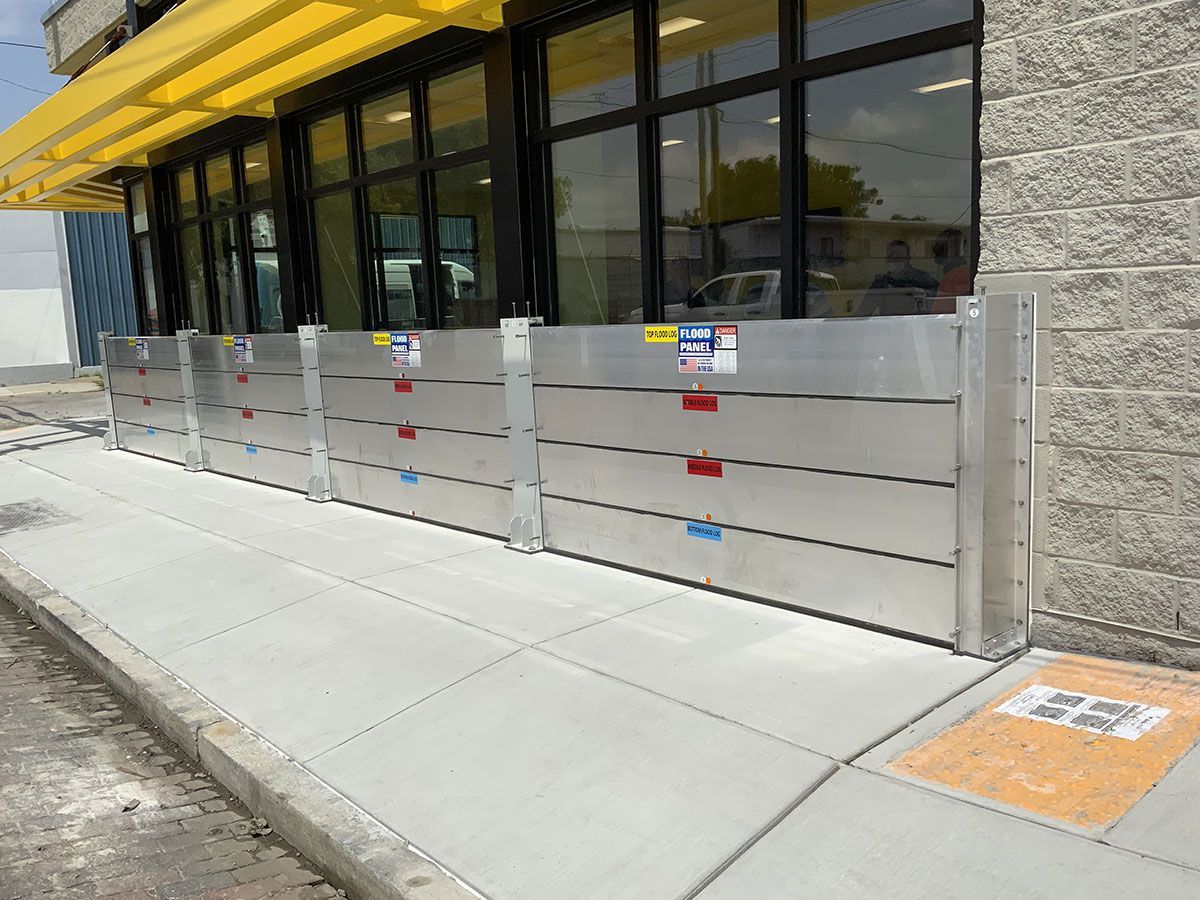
372,333,390,346
644,326,678,343
127,338,136,345
222,336,235,346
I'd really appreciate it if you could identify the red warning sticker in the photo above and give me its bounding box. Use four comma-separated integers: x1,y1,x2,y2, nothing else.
137,368,146,376
242,409,254,420
142,398,151,407
682,394,718,412
687,458,723,478
393,380,413,393
236,373,249,384
397,426,417,440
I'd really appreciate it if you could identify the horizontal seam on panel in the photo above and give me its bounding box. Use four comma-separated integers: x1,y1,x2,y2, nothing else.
328,456,512,492
537,439,956,487
195,403,306,416
202,435,308,456
112,392,184,402
541,493,955,568
533,383,956,404
324,416,505,439
116,421,183,433
321,374,501,387
192,369,301,376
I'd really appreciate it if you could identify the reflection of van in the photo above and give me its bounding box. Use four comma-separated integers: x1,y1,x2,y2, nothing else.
376,259,476,323
635,269,840,322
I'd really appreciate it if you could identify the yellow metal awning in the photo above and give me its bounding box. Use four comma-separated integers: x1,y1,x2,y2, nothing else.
0,0,503,212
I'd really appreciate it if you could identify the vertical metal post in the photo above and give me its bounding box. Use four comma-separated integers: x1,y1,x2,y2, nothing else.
97,331,120,451
299,325,332,502
176,329,205,471
953,296,986,656
501,316,543,553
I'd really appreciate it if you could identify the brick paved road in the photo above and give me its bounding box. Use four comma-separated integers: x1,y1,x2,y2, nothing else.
0,596,343,899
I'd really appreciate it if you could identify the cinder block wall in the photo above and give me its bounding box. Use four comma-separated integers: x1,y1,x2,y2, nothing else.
977,0,1200,666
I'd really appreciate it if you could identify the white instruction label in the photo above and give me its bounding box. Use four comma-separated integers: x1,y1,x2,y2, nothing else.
996,684,1169,741
233,335,254,364
391,332,422,368
678,324,736,375
134,338,149,361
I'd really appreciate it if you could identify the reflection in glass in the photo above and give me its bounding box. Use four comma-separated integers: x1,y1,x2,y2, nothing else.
803,0,973,59
365,178,426,327
178,225,209,332
659,91,781,322
250,211,282,332
312,192,361,331
175,167,198,219
129,181,148,233
243,142,272,203
205,153,235,211
550,127,642,325
210,218,247,333
428,64,488,156
137,237,159,334
545,12,635,126
657,0,778,98
433,162,498,328
307,114,350,187
804,47,973,317
362,90,415,172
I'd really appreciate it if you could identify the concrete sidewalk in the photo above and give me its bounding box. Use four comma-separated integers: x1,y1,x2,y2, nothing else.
2,422,1200,898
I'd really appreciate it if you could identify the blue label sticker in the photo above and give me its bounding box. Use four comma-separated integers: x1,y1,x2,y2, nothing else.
400,471,419,485
145,427,156,436
686,521,722,542
245,445,258,455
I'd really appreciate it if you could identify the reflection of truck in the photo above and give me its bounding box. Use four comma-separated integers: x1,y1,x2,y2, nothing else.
373,259,476,324
627,269,841,322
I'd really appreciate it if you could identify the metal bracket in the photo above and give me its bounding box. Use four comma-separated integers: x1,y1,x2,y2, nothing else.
176,329,205,471
501,316,544,553
96,331,120,451
298,325,332,502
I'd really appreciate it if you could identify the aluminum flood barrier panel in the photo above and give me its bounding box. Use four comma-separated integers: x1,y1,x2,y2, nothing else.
98,293,1033,659
319,329,512,537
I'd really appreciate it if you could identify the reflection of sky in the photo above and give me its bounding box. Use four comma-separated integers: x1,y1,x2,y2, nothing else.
806,46,972,224
552,126,641,231
805,0,973,58
0,0,65,130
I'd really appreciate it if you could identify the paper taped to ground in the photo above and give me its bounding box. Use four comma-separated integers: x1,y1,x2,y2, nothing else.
996,684,1170,741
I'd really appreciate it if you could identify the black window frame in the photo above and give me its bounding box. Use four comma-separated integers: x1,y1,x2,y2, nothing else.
123,176,161,335
517,0,980,324
292,50,497,332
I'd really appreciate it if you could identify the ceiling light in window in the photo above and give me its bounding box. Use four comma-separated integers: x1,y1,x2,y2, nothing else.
383,110,412,123
661,139,685,147
658,16,705,38
244,161,262,169
764,115,781,125
476,177,492,185
912,77,972,94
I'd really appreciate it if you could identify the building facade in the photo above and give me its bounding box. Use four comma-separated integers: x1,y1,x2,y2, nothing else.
7,0,1199,664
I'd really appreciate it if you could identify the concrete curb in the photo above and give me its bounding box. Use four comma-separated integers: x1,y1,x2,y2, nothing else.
0,551,477,900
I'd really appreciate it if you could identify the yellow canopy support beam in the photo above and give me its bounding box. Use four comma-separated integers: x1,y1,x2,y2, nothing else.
0,0,503,212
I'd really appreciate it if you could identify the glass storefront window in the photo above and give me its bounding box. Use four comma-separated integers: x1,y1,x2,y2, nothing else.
550,126,642,325
657,0,779,98
129,181,148,233
137,237,158,333
428,64,488,156
312,192,361,330
365,178,426,327
210,218,248,333
432,161,498,328
362,90,415,172
250,211,282,332
243,142,272,203
545,11,636,126
803,0,973,59
804,46,973,317
307,113,350,186
179,225,209,332
205,153,236,211
174,167,198,219
660,91,782,322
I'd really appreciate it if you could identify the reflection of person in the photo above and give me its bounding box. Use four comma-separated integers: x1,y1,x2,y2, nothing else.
860,240,938,315
930,228,970,313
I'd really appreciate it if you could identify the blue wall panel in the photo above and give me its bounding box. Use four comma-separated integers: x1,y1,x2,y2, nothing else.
64,211,137,367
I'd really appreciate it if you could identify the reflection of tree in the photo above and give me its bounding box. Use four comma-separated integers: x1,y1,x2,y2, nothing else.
807,155,879,217
890,213,928,221
663,155,783,227
552,175,573,219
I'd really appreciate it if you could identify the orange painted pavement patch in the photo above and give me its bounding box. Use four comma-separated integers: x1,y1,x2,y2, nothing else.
887,654,1200,830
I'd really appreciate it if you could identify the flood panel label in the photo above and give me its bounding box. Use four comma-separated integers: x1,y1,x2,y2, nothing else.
397,426,417,440
678,324,736,374
645,325,678,343
242,409,254,420
996,684,1170,741
686,521,723,542
391,332,422,368
222,336,235,346
393,380,413,393
134,338,149,361
245,444,258,455
682,394,718,412
233,335,254,364
400,471,419,485
236,373,249,384
687,458,723,478
142,398,151,406
137,368,146,376
372,333,390,346
145,427,156,436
